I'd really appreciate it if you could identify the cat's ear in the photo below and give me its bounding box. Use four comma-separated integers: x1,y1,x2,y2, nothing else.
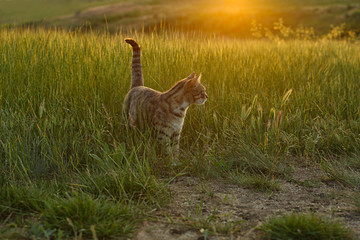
185,76,199,90
196,74,202,83
186,72,196,80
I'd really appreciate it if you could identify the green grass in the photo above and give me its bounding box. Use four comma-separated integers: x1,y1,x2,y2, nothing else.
322,155,360,187
42,193,140,239
260,212,355,240
0,28,360,237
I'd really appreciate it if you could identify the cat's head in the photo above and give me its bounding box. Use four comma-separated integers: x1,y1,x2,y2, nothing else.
184,73,208,105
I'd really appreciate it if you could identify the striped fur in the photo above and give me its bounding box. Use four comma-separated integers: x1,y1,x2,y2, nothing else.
125,38,144,88
123,39,208,162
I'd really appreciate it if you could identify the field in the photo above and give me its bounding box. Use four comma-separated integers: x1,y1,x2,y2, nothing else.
0,26,360,239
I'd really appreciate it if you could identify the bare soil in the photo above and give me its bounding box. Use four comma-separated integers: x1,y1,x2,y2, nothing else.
135,164,360,240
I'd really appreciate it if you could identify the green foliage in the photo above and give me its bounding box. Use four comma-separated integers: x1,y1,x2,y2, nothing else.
77,143,169,204
42,193,140,239
0,181,144,238
0,183,50,216
260,212,355,240
251,19,360,41
322,156,360,187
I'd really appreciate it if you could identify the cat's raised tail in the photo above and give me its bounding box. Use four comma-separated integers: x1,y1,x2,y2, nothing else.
125,38,144,89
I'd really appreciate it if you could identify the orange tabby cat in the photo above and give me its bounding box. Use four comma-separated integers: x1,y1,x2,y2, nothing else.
123,38,208,161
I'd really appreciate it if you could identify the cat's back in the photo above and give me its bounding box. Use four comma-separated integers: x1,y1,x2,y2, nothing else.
127,86,160,99
124,86,161,108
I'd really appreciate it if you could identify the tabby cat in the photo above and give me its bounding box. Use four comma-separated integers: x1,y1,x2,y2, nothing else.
123,38,208,161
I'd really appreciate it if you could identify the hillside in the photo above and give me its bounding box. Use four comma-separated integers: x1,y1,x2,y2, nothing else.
1,0,360,37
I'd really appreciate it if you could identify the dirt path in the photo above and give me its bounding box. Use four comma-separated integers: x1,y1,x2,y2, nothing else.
135,166,360,239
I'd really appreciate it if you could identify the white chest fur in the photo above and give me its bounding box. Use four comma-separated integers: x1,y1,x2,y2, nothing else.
171,117,184,132
173,102,189,114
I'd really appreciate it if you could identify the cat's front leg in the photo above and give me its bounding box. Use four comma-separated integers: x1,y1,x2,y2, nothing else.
169,134,181,166
158,135,180,166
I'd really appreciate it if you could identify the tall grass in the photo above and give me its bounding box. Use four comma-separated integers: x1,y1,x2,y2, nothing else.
1,28,360,237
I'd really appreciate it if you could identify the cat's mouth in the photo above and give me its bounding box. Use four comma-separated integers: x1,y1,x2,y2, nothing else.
196,98,207,105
